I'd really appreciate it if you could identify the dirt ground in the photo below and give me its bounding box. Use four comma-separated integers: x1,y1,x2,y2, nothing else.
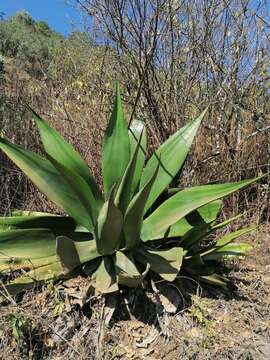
0,225,269,360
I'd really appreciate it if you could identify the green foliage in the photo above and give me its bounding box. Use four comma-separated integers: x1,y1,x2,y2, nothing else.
9,313,30,341
0,86,260,297
0,11,63,65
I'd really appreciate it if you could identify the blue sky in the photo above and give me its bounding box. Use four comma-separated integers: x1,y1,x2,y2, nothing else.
1,0,84,36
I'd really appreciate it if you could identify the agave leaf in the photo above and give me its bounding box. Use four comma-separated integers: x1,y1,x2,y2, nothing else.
203,243,253,261
140,109,207,213
215,227,255,247
0,255,58,273
11,210,55,216
182,224,212,252
3,261,63,296
199,274,230,289
0,229,56,261
124,165,159,250
56,236,100,271
200,227,255,259
115,251,149,287
146,200,222,241
183,254,215,275
212,213,245,230
95,189,123,255
129,119,147,195
182,212,247,251
29,107,103,206
0,215,75,234
141,177,260,241
135,246,183,281
83,257,102,278
185,199,222,226
0,139,94,230
48,155,98,230
92,256,118,294
102,84,130,195
115,129,143,213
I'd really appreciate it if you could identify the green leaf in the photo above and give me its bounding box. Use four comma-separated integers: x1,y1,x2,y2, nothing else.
95,189,123,255
212,213,245,230
29,107,102,206
115,129,143,213
102,84,130,195
146,200,222,241
141,177,260,241
56,236,100,271
0,256,58,273
128,119,147,195
183,254,215,275
48,155,98,230
135,246,183,281
0,228,56,261
140,109,207,213
201,227,255,259
182,212,247,251
11,210,55,216
115,251,149,287
203,243,253,260
199,274,230,289
124,165,159,250
0,138,92,230
0,214,75,234
92,256,118,294
3,261,63,296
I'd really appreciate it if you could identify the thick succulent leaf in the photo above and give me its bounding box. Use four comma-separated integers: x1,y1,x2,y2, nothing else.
115,129,143,213
201,227,255,259
0,255,58,273
115,251,149,287
203,243,253,260
0,139,93,230
124,165,159,250
92,256,118,294
216,226,255,247
199,274,230,289
11,210,54,216
181,224,212,251
140,109,207,213
129,119,147,195
182,254,215,275
29,107,102,205
48,155,98,230
95,189,123,255
0,228,56,261
83,257,102,277
212,213,245,230
0,214,75,234
146,200,222,241
141,177,260,241
102,84,130,195
56,236,100,271
182,212,247,251
135,246,183,281
3,261,63,296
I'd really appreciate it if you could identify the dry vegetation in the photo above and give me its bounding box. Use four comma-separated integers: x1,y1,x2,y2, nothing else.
0,1,270,359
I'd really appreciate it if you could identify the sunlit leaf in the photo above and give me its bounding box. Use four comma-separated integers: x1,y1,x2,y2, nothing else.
29,107,103,206
102,84,130,195
142,177,260,241
140,109,207,213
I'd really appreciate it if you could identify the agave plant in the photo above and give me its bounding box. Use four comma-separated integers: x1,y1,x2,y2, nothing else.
0,85,259,296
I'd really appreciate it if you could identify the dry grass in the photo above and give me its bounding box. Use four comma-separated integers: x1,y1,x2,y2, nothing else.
1,56,269,222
